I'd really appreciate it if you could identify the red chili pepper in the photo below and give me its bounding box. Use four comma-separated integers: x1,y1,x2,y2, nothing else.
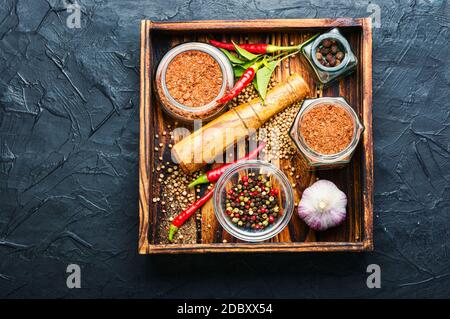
188,141,266,188
209,39,269,54
217,61,263,104
209,39,302,54
168,188,215,242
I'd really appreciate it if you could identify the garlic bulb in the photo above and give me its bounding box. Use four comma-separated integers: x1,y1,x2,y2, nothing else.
298,180,347,231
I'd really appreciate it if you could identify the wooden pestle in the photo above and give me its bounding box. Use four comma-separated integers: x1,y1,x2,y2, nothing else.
172,73,310,173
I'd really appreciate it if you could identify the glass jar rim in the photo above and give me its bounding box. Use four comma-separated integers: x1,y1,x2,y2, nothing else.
213,160,294,242
156,42,234,113
291,97,364,163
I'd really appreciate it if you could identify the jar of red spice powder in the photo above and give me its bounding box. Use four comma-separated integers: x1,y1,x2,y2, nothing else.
289,97,364,169
155,42,234,123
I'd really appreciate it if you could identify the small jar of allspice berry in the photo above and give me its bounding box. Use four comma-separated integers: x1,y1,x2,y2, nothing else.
302,28,358,86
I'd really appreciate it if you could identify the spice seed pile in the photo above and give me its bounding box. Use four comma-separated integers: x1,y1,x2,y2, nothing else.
229,78,277,108
229,76,300,161
153,128,205,244
155,162,202,244
258,102,301,161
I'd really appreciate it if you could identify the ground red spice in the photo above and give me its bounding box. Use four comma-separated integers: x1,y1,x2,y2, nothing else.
300,103,354,155
165,50,223,107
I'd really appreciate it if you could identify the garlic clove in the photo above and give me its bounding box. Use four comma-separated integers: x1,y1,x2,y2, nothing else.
298,179,347,231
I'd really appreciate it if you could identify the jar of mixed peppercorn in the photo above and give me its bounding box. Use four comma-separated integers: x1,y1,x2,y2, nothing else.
213,160,294,242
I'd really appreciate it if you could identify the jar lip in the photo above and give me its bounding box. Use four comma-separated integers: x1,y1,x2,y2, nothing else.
213,160,294,242
311,33,351,72
290,97,364,163
156,42,234,113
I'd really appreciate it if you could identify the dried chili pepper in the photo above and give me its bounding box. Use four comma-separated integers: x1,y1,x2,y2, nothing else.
168,187,215,242
188,142,266,188
210,39,300,54
209,39,269,54
217,60,263,104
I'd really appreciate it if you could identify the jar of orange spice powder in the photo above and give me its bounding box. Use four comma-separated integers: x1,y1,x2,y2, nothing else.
155,42,234,123
289,97,364,169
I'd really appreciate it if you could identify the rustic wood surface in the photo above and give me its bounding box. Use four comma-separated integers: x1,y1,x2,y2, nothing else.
139,18,373,254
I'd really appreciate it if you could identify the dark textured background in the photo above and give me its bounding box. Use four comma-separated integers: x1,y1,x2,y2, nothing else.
0,0,449,299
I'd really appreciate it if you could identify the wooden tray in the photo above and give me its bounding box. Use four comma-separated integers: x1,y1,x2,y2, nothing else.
139,18,373,254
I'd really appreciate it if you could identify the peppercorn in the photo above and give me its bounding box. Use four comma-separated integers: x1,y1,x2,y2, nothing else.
322,39,331,48
320,47,329,55
331,44,338,54
329,56,336,67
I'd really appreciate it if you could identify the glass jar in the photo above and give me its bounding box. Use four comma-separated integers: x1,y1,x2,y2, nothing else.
289,97,364,169
302,28,358,86
155,42,234,123
213,160,294,242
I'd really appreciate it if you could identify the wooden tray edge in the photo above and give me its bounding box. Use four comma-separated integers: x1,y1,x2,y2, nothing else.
146,18,364,31
139,20,152,254
141,242,369,254
361,17,374,251
138,18,374,254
